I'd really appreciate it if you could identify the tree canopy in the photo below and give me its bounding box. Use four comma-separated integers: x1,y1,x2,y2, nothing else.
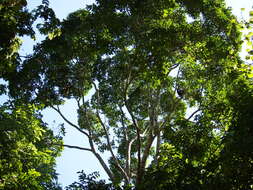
0,1,63,189
0,102,63,189
1,0,253,189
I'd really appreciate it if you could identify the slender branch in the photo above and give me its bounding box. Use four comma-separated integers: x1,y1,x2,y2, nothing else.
155,132,161,165
94,151,115,181
187,109,201,121
92,82,130,182
118,105,132,177
124,65,132,95
138,93,156,182
92,146,115,181
123,67,143,183
87,131,115,182
118,105,128,141
81,93,85,106
76,97,82,110
124,101,143,186
73,86,115,180
122,71,142,183
127,136,137,178
121,67,137,179
159,91,182,132
124,101,141,136
76,88,115,181
97,110,128,178
60,144,92,151
170,63,180,71
136,131,154,187
141,132,155,169
51,105,90,138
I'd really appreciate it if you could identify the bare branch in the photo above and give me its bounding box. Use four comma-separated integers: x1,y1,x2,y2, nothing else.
118,105,128,140
127,136,137,177
50,105,90,138
87,128,115,182
118,104,132,177
124,102,140,132
137,131,154,187
155,132,161,165
141,93,157,173
67,90,115,180
187,109,201,121
124,101,142,183
75,98,82,110
59,144,92,151
141,133,155,167
122,70,142,182
92,82,130,182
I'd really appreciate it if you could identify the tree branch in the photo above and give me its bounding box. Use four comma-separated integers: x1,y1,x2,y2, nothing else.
58,144,93,151
87,130,115,182
138,94,157,184
124,101,142,185
127,136,137,178
122,70,142,183
155,132,161,165
187,109,201,121
50,105,90,138
141,132,155,169
118,105,128,142
118,105,132,177
92,82,130,182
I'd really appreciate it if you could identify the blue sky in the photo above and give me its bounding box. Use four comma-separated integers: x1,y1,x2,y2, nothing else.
14,0,253,188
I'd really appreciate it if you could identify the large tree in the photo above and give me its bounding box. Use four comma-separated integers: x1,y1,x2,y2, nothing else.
143,9,253,190
8,0,244,188
142,71,253,190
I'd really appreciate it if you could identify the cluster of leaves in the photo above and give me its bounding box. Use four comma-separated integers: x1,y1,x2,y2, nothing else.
0,0,34,79
244,10,253,61
141,6,253,190
0,102,63,190
0,0,60,81
0,1,64,189
143,70,253,190
66,171,115,190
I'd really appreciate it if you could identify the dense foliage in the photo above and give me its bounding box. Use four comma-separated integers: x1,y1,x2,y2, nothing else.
0,1,63,189
1,0,253,189
0,0,59,79
143,9,253,190
0,102,63,190
143,74,253,190
0,0,33,79
66,171,114,190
